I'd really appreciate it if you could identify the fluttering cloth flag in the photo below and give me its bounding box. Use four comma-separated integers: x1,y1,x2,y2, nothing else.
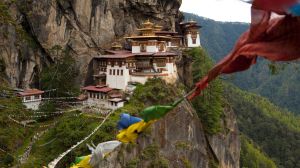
251,0,298,14
140,98,184,122
70,155,92,168
116,120,154,143
88,140,122,167
188,0,300,100
116,98,183,143
117,113,142,130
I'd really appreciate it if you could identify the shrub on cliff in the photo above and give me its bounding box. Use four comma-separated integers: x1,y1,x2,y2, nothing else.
188,48,224,134
40,46,80,97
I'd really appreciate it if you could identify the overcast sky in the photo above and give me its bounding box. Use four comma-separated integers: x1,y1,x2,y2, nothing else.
180,0,251,23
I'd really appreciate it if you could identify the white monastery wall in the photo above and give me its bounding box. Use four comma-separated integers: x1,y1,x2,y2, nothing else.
146,45,157,52
132,46,141,53
106,65,130,90
187,33,201,47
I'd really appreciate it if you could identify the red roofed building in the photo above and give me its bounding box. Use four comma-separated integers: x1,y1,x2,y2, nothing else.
81,85,125,109
18,89,44,110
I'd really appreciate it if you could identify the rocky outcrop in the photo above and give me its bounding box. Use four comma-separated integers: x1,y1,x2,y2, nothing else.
97,100,240,168
208,106,240,168
0,2,48,88
0,0,182,88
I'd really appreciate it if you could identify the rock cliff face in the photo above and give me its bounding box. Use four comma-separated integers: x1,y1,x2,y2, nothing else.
0,0,181,88
97,100,240,168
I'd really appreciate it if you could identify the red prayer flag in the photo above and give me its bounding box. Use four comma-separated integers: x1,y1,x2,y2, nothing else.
188,1,300,100
253,0,298,14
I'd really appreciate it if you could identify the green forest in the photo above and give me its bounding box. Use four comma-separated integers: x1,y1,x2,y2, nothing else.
189,48,224,134
225,84,300,168
240,135,277,168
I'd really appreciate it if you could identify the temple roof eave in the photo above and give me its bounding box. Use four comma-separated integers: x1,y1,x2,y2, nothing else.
124,36,172,40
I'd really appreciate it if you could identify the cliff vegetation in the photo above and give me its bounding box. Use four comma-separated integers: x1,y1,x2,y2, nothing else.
225,84,300,168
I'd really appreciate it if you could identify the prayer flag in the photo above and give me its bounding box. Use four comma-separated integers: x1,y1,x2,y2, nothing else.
188,1,300,100
140,98,184,122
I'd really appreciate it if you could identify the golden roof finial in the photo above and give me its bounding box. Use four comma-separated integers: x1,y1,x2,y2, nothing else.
143,19,154,28
111,40,122,50
154,24,163,31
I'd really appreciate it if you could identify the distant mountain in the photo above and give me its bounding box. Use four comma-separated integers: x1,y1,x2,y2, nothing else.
184,12,300,114
225,84,300,168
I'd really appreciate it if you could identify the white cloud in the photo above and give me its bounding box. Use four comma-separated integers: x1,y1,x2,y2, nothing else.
180,0,251,22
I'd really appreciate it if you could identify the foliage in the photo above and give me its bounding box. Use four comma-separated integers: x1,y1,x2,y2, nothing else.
225,84,300,168
40,46,80,97
139,144,169,168
230,59,300,114
175,141,191,150
189,48,224,134
24,114,116,167
126,158,140,168
181,157,192,168
38,101,57,113
121,78,182,116
141,144,160,160
0,1,14,25
0,78,34,167
240,135,277,168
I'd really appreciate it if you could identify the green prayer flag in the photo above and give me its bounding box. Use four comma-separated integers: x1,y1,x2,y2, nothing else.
74,156,86,164
140,98,184,122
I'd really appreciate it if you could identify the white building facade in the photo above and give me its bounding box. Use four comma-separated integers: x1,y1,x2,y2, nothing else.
180,21,202,48
18,89,44,110
186,32,201,47
81,85,125,109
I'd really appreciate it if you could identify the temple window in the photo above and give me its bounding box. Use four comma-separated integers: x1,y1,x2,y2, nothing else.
192,38,196,44
26,96,31,101
159,43,165,52
117,70,120,75
121,70,123,76
113,69,115,75
141,44,146,52
34,95,40,100
110,69,112,75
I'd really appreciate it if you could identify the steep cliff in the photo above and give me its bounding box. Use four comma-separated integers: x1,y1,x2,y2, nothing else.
0,0,182,88
86,76,240,168
96,95,239,168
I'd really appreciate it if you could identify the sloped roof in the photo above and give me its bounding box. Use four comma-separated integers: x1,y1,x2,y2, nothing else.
18,89,44,96
95,53,135,59
82,86,113,93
